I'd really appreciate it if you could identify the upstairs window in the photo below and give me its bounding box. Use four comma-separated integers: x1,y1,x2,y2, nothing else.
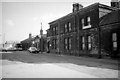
82,16,91,29
68,22,71,32
81,18,84,27
53,27,55,35
55,26,58,35
65,24,67,33
60,26,64,34
53,27,55,31
87,17,91,26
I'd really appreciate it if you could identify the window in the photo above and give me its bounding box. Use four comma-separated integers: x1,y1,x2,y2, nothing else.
87,17,90,25
68,22,71,32
64,38,68,50
55,27,58,35
81,19,84,27
82,16,91,29
55,39,57,49
112,33,117,50
52,39,57,49
52,40,54,49
88,36,92,50
65,24,67,33
53,27,55,31
68,38,71,50
82,36,85,50
53,27,55,35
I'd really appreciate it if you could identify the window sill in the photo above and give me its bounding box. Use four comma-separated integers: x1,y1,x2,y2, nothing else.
82,25,91,29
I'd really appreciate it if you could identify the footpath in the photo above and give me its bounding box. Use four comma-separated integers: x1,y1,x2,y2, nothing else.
41,52,119,70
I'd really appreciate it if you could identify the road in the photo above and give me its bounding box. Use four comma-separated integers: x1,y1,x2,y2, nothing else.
0,51,119,78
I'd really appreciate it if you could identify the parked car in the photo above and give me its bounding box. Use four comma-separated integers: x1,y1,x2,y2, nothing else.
28,47,40,53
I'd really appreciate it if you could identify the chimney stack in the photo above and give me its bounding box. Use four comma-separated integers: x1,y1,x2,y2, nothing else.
73,3,83,12
29,33,32,39
111,0,120,8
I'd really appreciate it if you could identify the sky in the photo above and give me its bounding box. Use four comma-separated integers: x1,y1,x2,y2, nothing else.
0,0,111,44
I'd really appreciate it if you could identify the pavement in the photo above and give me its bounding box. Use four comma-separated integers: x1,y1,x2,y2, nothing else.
2,60,99,78
0,51,119,78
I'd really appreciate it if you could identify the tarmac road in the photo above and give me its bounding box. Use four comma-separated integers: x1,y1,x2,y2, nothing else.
1,51,119,78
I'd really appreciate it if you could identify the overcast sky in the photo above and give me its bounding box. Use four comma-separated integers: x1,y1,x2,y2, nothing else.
0,0,111,44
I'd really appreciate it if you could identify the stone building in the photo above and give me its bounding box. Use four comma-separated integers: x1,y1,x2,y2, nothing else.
47,1,120,58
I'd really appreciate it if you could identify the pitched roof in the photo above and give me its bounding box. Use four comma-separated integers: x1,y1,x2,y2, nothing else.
49,3,117,24
49,3,99,24
100,9,120,26
21,34,47,43
21,35,37,43
21,37,34,43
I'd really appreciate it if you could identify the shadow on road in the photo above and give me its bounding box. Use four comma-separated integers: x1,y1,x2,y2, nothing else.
1,51,118,70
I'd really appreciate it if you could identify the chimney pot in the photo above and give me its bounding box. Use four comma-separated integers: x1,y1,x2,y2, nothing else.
111,0,120,8
73,3,83,12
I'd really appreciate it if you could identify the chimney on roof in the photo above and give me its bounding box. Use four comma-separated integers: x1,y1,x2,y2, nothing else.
111,0,120,8
73,3,83,12
29,33,32,39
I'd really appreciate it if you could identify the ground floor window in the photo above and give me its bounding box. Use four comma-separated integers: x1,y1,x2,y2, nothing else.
64,38,68,50
88,36,92,50
52,39,57,49
81,35,92,50
82,36,85,50
64,37,72,50
112,33,117,50
68,37,71,50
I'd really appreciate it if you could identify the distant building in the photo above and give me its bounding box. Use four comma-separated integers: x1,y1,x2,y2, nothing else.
21,25,47,52
47,1,120,58
21,33,34,50
1,41,19,50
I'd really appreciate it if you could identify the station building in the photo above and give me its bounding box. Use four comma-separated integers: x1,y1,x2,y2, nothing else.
47,1,120,58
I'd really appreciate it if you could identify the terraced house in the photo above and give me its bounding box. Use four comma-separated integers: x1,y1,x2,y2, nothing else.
47,0,120,58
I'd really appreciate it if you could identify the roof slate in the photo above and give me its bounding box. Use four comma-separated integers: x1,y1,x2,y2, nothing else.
100,9,120,26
